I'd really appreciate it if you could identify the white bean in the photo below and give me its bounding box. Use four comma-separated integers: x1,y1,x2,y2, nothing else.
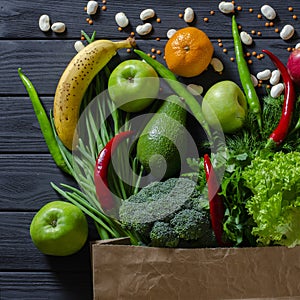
257,69,272,81
218,2,235,14
210,57,224,73
87,1,99,15
260,5,276,20
115,12,129,28
39,14,51,32
240,31,253,46
184,7,195,23
74,41,85,53
51,22,66,33
251,74,258,87
270,70,281,85
167,29,176,39
270,83,284,98
140,9,155,21
187,84,203,96
280,24,295,41
136,23,152,36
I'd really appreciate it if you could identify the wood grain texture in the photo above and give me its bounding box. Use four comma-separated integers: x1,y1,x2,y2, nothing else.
0,271,93,300
0,0,299,39
1,0,300,299
0,97,52,153
0,154,75,210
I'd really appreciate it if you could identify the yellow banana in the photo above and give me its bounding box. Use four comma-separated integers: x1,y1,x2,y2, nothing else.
53,37,136,150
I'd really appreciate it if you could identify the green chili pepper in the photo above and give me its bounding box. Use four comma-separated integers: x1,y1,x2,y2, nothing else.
18,68,71,175
134,49,212,140
232,15,262,130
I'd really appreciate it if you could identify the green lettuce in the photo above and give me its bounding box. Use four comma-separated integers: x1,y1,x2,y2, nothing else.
242,151,300,247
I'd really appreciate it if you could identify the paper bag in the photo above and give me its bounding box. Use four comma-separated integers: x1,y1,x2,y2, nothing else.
91,238,300,300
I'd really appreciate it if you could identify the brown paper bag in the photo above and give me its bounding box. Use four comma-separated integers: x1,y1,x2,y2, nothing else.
91,238,300,300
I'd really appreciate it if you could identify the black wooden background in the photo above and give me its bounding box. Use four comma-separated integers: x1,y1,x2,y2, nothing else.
0,1,299,299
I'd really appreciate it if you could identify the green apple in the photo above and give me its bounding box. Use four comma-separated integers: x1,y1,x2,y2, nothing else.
108,59,160,112
30,201,88,256
202,80,247,133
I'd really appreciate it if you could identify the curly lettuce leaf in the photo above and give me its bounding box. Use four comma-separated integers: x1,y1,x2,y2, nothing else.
242,151,300,247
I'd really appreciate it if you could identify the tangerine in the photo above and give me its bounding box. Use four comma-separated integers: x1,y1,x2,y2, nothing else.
164,27,214,77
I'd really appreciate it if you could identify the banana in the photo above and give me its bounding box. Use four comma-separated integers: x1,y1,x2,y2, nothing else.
53,37,136,150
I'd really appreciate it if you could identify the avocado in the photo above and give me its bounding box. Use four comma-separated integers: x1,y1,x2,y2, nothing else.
136,94,187,179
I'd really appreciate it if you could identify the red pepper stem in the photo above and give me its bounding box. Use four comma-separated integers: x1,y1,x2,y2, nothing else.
203,154,227,247
94,131,134,215
262,49,296,147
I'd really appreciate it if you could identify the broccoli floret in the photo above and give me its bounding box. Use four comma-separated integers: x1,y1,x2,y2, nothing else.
119,177,217,247
150,222,179,248
170,208,217,247
170,209,205,240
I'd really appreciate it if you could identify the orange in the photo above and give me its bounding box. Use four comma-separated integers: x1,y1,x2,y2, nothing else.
164,27,214,78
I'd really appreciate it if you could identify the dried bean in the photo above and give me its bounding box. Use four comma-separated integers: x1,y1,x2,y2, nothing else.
87,1,99,15
140,9,155,21
51,22,66,33
270,83,284,98
167,29,176,39
270,69,281,85
187,84,203,96
39,14,51,32
218,2,235,14
257,69,272,81
261,5,276,20
74,41,85,53
136,23,152,36
115,12,129,28
250,74,258,87
280,24,295,40
184,7,195,23
240,31,253,46
210,57,224,73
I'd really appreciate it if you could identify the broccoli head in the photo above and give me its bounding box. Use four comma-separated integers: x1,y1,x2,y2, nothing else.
150,222,179,248
119,177,217,247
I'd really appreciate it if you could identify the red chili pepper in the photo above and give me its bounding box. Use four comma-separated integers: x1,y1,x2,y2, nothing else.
262,49,296,147
203,154,227,247
94,130,134,212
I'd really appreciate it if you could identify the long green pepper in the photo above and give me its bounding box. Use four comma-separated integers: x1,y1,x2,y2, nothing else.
232,15,262,130
18,68,71,175
134,49,212,140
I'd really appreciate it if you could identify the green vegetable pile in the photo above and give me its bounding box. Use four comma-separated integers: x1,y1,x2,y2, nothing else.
20,28,300,251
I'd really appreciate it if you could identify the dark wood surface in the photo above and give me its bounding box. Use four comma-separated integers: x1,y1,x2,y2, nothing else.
1,1,299,299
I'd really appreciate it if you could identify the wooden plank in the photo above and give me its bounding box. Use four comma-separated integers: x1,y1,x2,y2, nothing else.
1,38,294,97
0,96,52,153
0,271,93,299
0,154,75,210
0,0,299,40
0,212,99,271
